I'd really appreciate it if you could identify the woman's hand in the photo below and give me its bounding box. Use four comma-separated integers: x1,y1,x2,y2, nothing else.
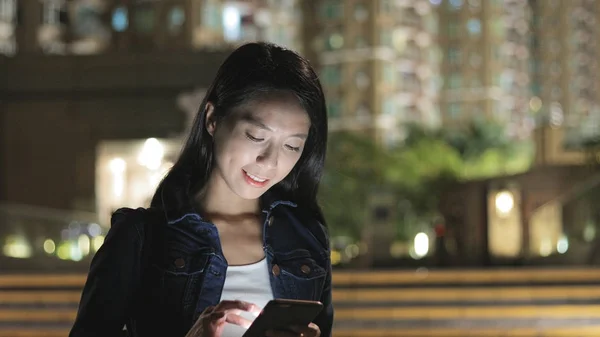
265,323,321,337
184,300,261,337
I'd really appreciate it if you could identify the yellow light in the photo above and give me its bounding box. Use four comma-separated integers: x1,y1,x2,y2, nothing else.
43,239,56,254
92,236,105,252
138,138,164,170
495,190,514,216
529,96,542,112
330,250,341,266
57,242,71,260
2,235,32,259
109,157,126,198
78,235,90,256
414,232,430,258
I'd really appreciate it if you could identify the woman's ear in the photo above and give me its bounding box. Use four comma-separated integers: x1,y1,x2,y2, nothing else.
205,102,216,136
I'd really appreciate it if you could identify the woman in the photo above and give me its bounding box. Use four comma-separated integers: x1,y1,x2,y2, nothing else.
69,42,333,337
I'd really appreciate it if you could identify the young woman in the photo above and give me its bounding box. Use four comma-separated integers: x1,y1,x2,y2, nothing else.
69,42,333,337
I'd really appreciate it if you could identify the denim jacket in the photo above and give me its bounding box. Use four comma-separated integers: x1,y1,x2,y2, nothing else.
69,188,333,337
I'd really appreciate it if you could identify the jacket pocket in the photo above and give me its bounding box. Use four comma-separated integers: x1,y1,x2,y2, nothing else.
147,244,213,319
275,249,327,301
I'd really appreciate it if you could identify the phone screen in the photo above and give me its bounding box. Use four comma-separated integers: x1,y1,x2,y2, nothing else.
242,299,323,337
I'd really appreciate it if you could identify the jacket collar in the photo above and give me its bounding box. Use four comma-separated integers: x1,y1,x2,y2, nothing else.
156,173,296,224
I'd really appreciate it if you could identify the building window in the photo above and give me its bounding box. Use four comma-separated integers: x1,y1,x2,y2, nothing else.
167,6,186,35
382,63,394,85
493,46,502,61
133,6,155,33
222,4,241,41
0,0,16,23
380,30,392,47
42,1,67,25
467,18,481,36
321,65,342,87
380,0,393,13
202,1,221,30
448,22,459,38
448,103,461,119
449,0,463,11
327,100,342,118
320,0,343,20
449,73,462,89
382,98,395,115
355,70,370,89
491,19,504,37
111,7,128,32
355,35,368,48
448,47,461,65
354,2,368,22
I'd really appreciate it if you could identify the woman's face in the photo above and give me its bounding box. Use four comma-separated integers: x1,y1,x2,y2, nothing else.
206,92,311,200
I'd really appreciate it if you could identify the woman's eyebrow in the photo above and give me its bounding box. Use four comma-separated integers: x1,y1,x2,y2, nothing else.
240,114,272,131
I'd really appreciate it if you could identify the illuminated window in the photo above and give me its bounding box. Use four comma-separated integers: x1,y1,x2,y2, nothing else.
222,4,241,41
42,1,66,25
112,6,128,32
382,98,395,115
449,0,463,11
467,18,481,36
0,0,16,22
320,0,343,20
167,6,185,34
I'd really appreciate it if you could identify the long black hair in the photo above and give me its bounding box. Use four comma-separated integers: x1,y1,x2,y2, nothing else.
151,42,328,225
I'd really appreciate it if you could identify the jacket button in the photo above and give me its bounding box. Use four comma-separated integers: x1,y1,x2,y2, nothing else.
174,258,185,268
301,265,311,275
267,216,274,227
272,264,281,276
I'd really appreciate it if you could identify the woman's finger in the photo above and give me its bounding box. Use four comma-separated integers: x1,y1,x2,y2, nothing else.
224,312,253,329
214,300,261,314
287,323,320,337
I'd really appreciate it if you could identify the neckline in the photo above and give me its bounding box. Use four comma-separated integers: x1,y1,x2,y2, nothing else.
227,257,267,269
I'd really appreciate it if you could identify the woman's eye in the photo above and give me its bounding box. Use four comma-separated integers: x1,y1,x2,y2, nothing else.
285,145,301,152
246,133,264,142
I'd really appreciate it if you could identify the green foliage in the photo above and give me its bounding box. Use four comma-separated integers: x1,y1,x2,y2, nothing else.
319,120,535,239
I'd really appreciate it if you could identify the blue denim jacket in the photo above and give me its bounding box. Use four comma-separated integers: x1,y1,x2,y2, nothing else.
69,188,333,337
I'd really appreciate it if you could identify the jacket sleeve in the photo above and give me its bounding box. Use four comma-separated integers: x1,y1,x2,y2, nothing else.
69,208,146,337
312,222,334,337
313,257,334,337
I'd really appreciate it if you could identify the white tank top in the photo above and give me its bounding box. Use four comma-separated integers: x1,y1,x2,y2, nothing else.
219,258,274,337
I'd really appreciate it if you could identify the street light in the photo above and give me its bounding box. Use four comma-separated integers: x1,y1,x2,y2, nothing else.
495,190,514,217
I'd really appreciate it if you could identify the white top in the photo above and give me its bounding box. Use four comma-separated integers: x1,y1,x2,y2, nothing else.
219,258,274,337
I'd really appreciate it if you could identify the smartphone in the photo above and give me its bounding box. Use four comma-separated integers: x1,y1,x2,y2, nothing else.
242,299,323,337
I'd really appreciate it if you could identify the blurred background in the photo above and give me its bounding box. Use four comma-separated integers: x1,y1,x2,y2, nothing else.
1,0,600,336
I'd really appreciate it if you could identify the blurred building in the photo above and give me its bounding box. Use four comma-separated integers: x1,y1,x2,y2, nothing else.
436,0,531,138
529,0,600,149
302,0,441,146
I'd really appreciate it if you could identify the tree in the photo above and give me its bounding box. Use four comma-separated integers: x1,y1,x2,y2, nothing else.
319,131,396,239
